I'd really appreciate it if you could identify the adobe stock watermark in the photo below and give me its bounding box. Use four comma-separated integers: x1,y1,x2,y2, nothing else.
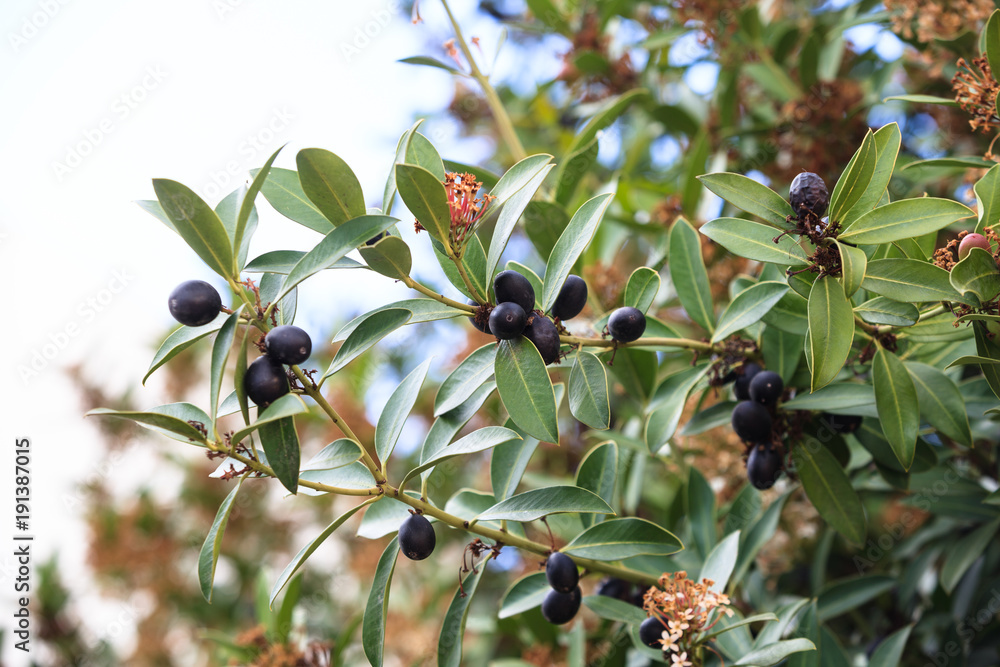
198,107,294,201
51,66,168,182
211,0,249,20
8,0,71,53
340,0,404,63
17,269,134,385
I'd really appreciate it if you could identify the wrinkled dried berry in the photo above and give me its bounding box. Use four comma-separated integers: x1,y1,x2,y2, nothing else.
821,413,863,434
639,616,665,648
489,302,527,339
524,315,561,364
958,233,991,260
244,356,290,406
734,362,761,401
749,371,783,406
265,325,312,366
494,270,535,313
168,280,222,327
399,513,436,560
551,275,588,321
607,307,646,343
789,172,829,219
731,401,772,442
545,552,579,594
541,586,581,625
747,442,783,490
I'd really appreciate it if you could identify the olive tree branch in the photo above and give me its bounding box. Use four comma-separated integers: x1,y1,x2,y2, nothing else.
559,334,718,354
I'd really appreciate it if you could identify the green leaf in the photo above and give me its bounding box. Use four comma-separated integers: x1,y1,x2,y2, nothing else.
733,639,817,666
941,517,1000,593
486,155,554,281
883,94,960,107
792,440,866,543
582,596,646,625
761,326,803,384
854,297,919,327
198,475,247,602
230,394,309,445
839,198,974,244
829,131,877,225
687,466,717,559
254,167,332,233
697,172,796,228
258,416,301,494
699,530,740,592
216,187,257,271
554,139,598,206
209,310,242,422
873,349,919,470
244,250,363,274
541,193,614,312
495,337,559,443
280,215,397,301
143,314,227,384
359,235,412,280
326,308,412,377
752,599,810,649
435,343,497,416
974,163,1000,233
863,258,968,303
574,441,617,529
681,400,738,436
645,365,709,452
335,299,463,341
817,575,896,621
836,241,866,298
86,407,209,444
986,10,1000,80
298,462,376,495
296,148,366,227
951,247,1000,305
302,438,364,471
568,351,610,430
669,218,715,332
397,55,460,74
438,557,490,667
152,179,234,278
605,348,657,402
402,426,521,488
564,89,648,158
868,625,912,667
376,359,431,464
395,163,451,244
432,234,490,302
760,290,809,336
905,361,972,447
712,281,789,343
788,601,820,667
700,217,809,265
974,321,1000,400
491,422,540,503
498,572,548,619
562,518,682,560
269,498,374,607
421,382,497,483
475,486,615,523
849,123,902,217
624,267,661,313
357,496,422,540
732,492,788,586
362,536,399,667
782,382,874,412
807,276,855,391
234,146,283,271
702,612,778,641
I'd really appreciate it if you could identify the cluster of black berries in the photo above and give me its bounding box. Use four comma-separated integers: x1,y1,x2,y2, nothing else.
399,512,436,560
729,363,785,490
541,552,582,625
789,172,829,220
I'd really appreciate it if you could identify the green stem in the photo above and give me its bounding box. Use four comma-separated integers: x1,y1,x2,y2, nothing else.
559,334,717,354
439,0,527,162
447,246,487,304
402,275,478,311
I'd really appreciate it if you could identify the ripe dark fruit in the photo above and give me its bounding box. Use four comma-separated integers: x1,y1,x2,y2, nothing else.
489,302,527,339
789,172,829,219
749,371,784,406
596,577,630,601
399,513,436,560
731,401,772,442
821,413,863,434
523,315,561,364
264,325,312,365
958,233,991,260
545,552,579,593
365,232,387,246
541,586,581,625
168,280,222,327
734,362,761,401
639,616,664,648
551,275,588,321
244,356,290,406
493,270,535,313
468,300,492,335
747,442,783,490
607,307,646,343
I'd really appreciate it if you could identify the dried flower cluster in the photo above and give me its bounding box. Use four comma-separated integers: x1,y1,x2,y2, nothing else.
444,172,495,250
642,571,734,665
952,56,1000,142
886,0,993,42
556,11,637,102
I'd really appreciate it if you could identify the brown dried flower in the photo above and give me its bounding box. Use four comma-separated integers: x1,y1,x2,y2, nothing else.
641,571,734,662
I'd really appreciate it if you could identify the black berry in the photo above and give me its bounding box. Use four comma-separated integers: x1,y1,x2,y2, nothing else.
168,280,222,327
541,585,581,625
545,552,579,593
747,442,783,490
468,300,492,335
639,616,664,648
731,401,772,442
489,302,527,340
265,325,312,365
821,413,863,434
399,513,436,560
607,307,646,343
551,275,588,321
523,315,561,364
734,362,761,401
244,356,290,406
596,577,630,601
493,270,535,314
749,371,784,406
365,232,387,246
789,172,829,219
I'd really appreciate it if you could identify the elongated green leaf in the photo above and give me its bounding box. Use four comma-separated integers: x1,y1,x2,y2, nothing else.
752,599,810,649
836,241,866,298
670,218,715,332
703,612,778,641
951,247,1000,305
362,536,399,667
987,10,1000,80
405,131,446,177
209,310,242,422
421,382,497,484
86,407,209,444
687,466,717,559
144,314,227,384
905,361,972,447
562,518,682,560
296,148,366,227
760,290,809,336
624,266,661,313
244,250,363,274
198,475,247,602
153,179,234,278
398,55,460,74
645,365,709,452
699,530,740,593
817,575,895,620
575,441,617,528
475,486,614,523
712,281,788,343
495,338,559,443
854,296,919,327
782,382,874,411
498,572,548,618
700,217,809,265
555,138,598,206
873,349,918,470
761,326,803,384
792,440,866,543
681,400,738,436
839,198,973,244
335,299,463,341
583,595,646,625
568,351,610,429
849,122,901,216
396,163,451,244
326,308,412,377
884,94,960,107
565,88,648,157
974,164,1000,233
403,426,521,487
359,235,412,280
280,215,397,300
230,394,309,446
298,462,376,495
357,496,423,540
376,359,431,463
438,556,490,667
269,498,375,607
733,639,817,666
302,439,364,471
732,492,788,586
541,193,614,312
941,517,1000,592
491,422,539,503
868,625,912,667
788,601,820,667
486,155,554,281
433,234,489,302
217,187,257,271
864,258,968,303
435,343,497,416
254,167,332,233
258,416,301,494
698,173,795,228
974,322,1000,400
808,276,855,391
828,131,876,224
234,146,283,271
